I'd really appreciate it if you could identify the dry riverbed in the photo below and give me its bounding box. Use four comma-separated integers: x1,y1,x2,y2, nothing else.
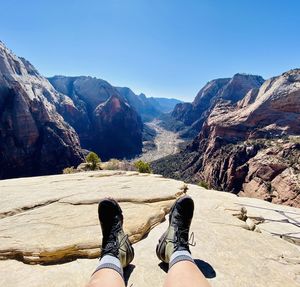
134,119,184,162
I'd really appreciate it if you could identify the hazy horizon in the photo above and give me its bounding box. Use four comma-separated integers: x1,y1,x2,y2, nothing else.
1,0,299,101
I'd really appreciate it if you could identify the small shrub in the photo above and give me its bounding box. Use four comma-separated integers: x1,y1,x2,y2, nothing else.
104,159,121,170
134,160,152,173
86,152,101,170
198,180,209,189
63,166,76,174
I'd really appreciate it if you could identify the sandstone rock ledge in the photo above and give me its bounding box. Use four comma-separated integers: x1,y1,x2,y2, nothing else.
0,171,299,287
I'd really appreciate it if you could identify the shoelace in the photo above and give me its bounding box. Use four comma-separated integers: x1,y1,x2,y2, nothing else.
101,233,130,255
167,228,196,248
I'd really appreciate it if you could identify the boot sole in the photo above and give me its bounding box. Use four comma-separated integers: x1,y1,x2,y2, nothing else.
156,229,169,262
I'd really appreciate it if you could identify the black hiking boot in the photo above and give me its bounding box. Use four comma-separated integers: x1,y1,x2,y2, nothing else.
98,198,134,267
156,195,195,263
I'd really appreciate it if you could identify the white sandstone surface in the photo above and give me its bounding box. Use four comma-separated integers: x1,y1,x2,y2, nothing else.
0,171,299,286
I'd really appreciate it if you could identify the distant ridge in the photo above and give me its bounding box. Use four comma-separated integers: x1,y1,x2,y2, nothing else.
152,69,300,207
171,73,265,138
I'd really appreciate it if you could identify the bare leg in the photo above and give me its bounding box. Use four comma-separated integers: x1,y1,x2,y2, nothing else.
164,261,211,287
86,199,134,287
86,269,125,287
156,196,212,287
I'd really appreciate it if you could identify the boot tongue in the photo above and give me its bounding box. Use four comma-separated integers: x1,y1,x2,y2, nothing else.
106,217,122,242
101,216,122,257
171,207,191,251
171,206,187,228
174,226,190,252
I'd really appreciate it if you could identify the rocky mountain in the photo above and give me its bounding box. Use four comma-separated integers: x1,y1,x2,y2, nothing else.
148,97,182,113
116,87,182,121
92,94,143,159
0,41,84,179
171,74,265,138
48,75,143,160
49,76,182,159
115,87,160,121
152,69,300,207
0,41,156,179
49,77,181,124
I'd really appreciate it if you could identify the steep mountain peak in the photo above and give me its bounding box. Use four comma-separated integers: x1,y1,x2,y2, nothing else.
206,69,300,137
233,72,263,78
0,41,84,179
0,41,62,105
234,69,300,114
116,86,161,121
153,69,300,207
0,40,11,53
220,73,265,103
282,68,300,77
93,94,143,160
19,57,40,77
0,41,38,79
138,93,147,99
192,77,230,106
97,93,130,115
49,75,118,110
48,75,144,160
171,73,265,136
115,86,137,101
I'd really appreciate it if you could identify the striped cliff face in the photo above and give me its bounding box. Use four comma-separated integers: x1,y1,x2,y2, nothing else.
0,41,84,179
0,41,146,179
152,69,300,207
48,76,144,161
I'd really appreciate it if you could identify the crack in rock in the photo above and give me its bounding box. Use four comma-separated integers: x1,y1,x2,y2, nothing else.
0,200,174,265
0,199,60,220
59,194,183,206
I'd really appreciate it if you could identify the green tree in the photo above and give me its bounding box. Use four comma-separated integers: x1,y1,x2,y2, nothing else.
86,152,101,170
134,160,151,173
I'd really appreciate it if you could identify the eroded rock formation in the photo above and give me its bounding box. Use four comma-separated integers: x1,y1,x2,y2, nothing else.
48,76,181,160
171,74,264,137
93,95,143,159
0,41,83,179
48,76,144,160
153,70,300,207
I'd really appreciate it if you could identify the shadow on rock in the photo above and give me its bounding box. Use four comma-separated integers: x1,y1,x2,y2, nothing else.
159,259,216,279
194,259,216,278
124,264,135,286
158,262,168,272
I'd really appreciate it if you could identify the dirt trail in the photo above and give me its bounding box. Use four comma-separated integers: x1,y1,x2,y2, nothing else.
135,119,184,162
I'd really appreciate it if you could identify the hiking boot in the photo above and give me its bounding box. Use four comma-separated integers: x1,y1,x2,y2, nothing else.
98,198,134,267
156,195,195,263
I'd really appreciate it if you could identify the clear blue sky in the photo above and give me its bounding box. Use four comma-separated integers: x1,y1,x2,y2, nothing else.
0,0,299,101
